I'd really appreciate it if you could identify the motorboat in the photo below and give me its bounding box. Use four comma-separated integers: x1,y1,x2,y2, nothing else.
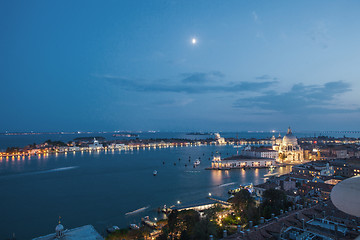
129,224,140,230
193,159,201,167
106,226,120,233
153,170,157,176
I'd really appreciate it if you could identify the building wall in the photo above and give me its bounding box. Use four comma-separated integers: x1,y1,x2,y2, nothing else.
211,158,276,169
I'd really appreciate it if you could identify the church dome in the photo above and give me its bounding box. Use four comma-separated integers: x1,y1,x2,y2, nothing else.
283,135,298,145
282,127,298,145
55,223,64,232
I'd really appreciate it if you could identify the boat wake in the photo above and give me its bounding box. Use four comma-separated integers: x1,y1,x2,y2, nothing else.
185,170,200,173
218,182,236,187
0,166,79,179
125,206,150,216
263,172,279,177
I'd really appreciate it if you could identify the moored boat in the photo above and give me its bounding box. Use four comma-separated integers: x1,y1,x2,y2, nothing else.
129,223,140,230
142,216,157,228
106,226,120,233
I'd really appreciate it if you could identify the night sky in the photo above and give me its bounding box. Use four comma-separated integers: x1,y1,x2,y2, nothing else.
1,1,360,132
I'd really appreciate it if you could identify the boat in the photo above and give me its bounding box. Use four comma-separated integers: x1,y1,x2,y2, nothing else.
263,165,278,177
264,172,279,177
228,186,243,195
228,183,254,195
142,216,157,228
106,226,120,233
153,170,157,176
193,159,201,167
129,224,140,230
268,165,277,171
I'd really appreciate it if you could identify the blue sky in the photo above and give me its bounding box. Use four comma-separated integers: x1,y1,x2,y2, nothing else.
1,0,360,132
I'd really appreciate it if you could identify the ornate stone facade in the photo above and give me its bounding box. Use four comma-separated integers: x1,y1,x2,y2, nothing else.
273,127,304,163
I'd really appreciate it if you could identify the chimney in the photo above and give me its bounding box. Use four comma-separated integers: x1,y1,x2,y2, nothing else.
249,221,253,228
302,219,305,229
223,230,227,238
334,224,339,240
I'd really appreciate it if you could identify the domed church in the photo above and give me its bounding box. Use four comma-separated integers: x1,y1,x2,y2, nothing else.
272,127,304,163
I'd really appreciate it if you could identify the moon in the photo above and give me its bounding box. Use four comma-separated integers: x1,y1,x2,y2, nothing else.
191,38,197,45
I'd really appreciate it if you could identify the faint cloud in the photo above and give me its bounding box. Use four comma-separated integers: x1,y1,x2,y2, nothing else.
153,98,194,107
181,71,224,84
97,71,276,94
234,81,357,114
182,73,209,84
309,21,329,49
256,75,278,81
252,11,259,23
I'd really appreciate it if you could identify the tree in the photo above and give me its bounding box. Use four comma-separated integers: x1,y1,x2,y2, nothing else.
203,204,222,220
260,189,291,218
191,218,217,240
230,189,255,211
165,210,200,239
229,189,258,224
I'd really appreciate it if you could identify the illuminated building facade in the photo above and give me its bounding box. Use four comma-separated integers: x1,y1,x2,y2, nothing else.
273,127,304,163
210,154,275,169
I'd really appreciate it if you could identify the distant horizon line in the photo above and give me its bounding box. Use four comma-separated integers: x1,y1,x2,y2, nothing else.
1,130,360,135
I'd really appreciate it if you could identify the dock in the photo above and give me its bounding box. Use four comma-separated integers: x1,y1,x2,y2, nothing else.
170,197,231,212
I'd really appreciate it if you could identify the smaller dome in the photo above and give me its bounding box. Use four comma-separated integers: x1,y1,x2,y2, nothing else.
283,135,298,145
55,224,64,232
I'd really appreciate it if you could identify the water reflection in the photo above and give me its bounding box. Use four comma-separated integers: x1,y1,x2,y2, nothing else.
254,168,259,178
241,168,246,181
211,170,222,185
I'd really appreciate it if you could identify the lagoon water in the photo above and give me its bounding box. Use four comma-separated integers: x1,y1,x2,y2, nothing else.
0,144,290,239
4,131,353,238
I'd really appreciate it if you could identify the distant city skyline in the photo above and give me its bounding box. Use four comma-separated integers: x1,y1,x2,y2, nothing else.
1,1,360,132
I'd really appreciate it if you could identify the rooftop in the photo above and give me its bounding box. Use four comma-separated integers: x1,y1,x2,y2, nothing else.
32,225,103,240
224,201,360,240
223,155,273,161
